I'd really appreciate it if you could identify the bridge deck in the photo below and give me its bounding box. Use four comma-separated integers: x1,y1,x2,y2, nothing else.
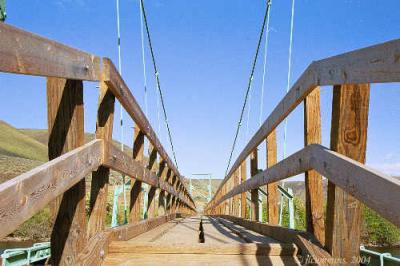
104,216,301,265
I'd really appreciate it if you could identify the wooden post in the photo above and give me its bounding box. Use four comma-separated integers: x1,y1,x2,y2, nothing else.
146,144,158,218
234,170,240,216
164,170,172,214
158,162,167,216
88,76,115,238
266,130,279,225
304,87,325,245
325,84,370,261
129,126,145,222
240,161,247,219
47,78,86,265
250,150,259,221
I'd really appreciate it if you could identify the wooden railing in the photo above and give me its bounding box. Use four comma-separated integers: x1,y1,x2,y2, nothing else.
0,23,195,265
205,39,400,263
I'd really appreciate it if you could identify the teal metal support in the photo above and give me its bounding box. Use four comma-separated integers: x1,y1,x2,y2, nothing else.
111,180,131,227
277,185,295,229
208,175,212,202
360,246,400,265
111,185,122,227
1,242,50,266
287,187,295,229
143,184,149,219
0,0,6,22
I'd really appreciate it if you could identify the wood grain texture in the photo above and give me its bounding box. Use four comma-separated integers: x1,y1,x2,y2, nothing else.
0,140,102,239
210,144,400,227
107,213,178,241
102,58,193,206
76,231,111,266
88,78,115,239
214,215,333,265
325,84,370,261
250,150,259,221
303,87,324,245
266,131,278,225
103,142,193,209
46,78,86,265
0,23,100,80
240,161,247,219
210,38,400,209
129,126,145,223
109,242,298,256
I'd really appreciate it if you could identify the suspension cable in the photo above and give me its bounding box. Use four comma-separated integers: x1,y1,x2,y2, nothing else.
224,0,271,176
259,0,273,127
116,0,124,151
139,0,148,117
279,0,296,226
115,0,127,224
140,0,179,169
283,0,296,160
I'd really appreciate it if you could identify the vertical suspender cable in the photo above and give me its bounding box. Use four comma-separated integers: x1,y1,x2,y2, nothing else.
115,0,127,224
283,0,295,160
258,0,273,223
280,0,296,226
138,0,149,219
259,0,272,127
139,0,148,117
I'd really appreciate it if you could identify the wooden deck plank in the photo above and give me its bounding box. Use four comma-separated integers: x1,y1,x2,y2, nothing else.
159,217,201,244
217,218,280,244
202,217,246,244
103,253,300,266
109,242,297,256
127,218,184,242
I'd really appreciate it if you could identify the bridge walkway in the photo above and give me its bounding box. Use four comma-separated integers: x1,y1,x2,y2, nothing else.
104,216,300,265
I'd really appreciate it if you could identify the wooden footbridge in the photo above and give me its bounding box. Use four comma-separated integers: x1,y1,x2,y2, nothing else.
0,22,400,265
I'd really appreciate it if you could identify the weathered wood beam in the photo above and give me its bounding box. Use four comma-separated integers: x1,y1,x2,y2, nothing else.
76,231,111,266
211,38,400,206
325,84,370,260
303,87,324,244
129,126,145,223
214,215,333,265
0,140,102,239
0,23,101,80
107,213,177,241
210,144,400,228
47,78,86,265
240,161,247,219
109,242,297,256
103,142,194,210
266,130,278,225
102,58,193,205
250,150,259,221
88,76,115,239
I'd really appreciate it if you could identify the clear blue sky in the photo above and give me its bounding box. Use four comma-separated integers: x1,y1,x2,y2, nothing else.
0,0,399,179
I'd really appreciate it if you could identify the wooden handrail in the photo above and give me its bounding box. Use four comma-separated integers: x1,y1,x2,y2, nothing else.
0,23,101,81
206,144,400,227
103,58,193,204
0,140,103,239
0,22,194,207
104,142,195,210
210,38,400,207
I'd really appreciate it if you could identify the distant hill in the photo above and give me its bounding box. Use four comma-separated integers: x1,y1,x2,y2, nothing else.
0,121,47,162
0,120,133,184
181,178,222,211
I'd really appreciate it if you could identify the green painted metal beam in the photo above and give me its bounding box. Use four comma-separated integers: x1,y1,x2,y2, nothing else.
0,0,5,22
1,242,50,266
